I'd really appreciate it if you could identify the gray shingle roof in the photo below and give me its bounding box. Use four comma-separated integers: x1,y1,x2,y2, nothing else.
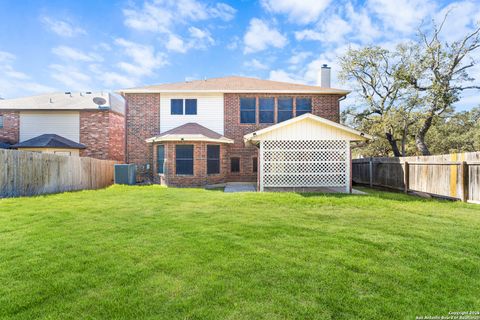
12,134,86,149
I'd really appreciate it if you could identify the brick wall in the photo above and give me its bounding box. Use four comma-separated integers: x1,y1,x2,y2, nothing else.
79,110,125,161
108,112,125,162
152,141,229,187
124,93,160,181
224,93,341,182
0,111,19,144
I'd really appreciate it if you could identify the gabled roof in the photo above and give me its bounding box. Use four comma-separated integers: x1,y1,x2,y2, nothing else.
12,134,86,149
146,123,234,144
244,113,373,144
0,92,126,114
0,142,11,149
119,76,349,95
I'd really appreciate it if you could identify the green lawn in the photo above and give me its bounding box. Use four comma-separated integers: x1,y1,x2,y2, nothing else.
1,186,479,319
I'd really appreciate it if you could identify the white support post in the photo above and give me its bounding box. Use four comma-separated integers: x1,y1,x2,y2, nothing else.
259,141,264,192
346,142,351,193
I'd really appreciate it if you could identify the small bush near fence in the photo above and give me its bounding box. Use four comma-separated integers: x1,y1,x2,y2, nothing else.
352,152,480,203
0,149,116,198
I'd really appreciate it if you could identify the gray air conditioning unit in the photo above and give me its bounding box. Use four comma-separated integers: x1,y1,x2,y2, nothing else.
114,164,137,185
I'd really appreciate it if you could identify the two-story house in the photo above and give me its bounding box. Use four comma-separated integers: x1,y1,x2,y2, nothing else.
120,69,370,192
0,92,125,160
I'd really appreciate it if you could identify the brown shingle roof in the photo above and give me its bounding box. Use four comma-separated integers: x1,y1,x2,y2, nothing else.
146,123,234,144
120,76,349,95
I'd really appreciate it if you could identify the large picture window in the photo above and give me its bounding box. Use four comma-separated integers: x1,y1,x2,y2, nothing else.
296,98,312,116
277,97,293,122
185,99,197,115
157,145,165,174
259,98,274,123
207,145,220,174
176,145,194,175
171,99,183,115
240,97,256,124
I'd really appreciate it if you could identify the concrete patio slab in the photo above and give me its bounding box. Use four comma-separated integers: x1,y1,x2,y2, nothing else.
224,182,257,193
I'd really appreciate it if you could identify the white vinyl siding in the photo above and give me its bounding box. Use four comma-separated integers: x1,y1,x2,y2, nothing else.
160,93,224,134
19,111,80,142
256,117,361,141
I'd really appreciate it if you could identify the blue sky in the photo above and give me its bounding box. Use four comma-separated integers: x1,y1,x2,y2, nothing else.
0,0,479,110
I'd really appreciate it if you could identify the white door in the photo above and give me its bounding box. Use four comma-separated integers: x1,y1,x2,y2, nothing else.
20,111,80,142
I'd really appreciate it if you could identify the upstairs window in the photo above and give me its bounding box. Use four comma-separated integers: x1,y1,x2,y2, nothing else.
240,98,256,124
277,97,293,122
296,98,312,116
185,99,197,115
230,157,240,173
157,145,165,174
207,145,220,174
0,115,3,128
171,99,183,115
259,98,274,123
176,145,194,175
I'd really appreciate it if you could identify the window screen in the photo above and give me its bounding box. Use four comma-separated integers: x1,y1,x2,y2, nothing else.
171,99,183,115
277,97,293,122
240,98,256,124
157,145,165,174
296,98,312,116
231,157,240,173
185,99,197,115
252,157,258,173
176,145,194,175
259,98,274,123
0,115,3,128
207,145,220,174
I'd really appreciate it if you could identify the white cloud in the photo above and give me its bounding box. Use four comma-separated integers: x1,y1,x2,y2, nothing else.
260,0,331,24
368,0,435,34
40,16,86,37
49,64,91,90
0,51,55,98
244,59,269,70
51,46,101,62
166,34,188,53
269,70,307,84
288,51,312,65
435,1,480,42
123,0,236,34
115,38,168,76
243,18,287,54
227,36,241,50
165,28,214,53
294,15,352,44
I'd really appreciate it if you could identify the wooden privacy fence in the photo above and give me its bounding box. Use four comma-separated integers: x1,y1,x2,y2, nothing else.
0,149,117,198
352,152,480,203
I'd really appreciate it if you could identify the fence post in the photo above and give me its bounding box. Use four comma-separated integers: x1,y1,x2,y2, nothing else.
461,161,469,202
404,161,409,194
369,158,373,188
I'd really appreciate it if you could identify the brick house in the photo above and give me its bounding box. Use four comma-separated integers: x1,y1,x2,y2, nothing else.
0,92,125,161
120,72,370,190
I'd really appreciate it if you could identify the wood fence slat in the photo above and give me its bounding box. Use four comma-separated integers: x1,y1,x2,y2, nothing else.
0,149,117,198
353,151,480,202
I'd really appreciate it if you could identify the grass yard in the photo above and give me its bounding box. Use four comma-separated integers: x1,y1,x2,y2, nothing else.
1,186,480,319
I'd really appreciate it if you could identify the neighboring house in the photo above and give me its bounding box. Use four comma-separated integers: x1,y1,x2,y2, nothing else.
11,134,86,156
0,92,125,161
120,68,371,191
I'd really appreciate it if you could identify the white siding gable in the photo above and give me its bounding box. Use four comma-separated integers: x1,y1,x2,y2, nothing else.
160,93,224,134
20,111,80,142
258,118,362,141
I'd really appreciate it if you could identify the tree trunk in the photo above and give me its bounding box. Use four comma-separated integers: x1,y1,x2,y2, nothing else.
415,115,433,156
401,123,408,157
385,132,401,157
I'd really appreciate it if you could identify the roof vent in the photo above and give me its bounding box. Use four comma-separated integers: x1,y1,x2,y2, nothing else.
65,92,71,95
49,98,53,103
86,91,92,94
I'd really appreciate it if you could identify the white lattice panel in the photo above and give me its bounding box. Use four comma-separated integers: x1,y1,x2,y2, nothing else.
260,140,350,190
